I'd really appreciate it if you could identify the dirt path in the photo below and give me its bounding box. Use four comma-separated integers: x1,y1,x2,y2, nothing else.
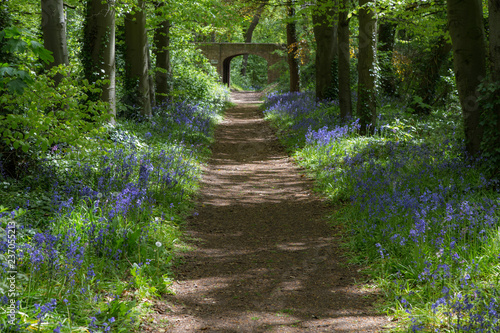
145,91,390,332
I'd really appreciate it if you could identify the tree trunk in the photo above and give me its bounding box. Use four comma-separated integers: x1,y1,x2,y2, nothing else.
487,0,500,173
312,0,338,101
124,0,152,118
447,0,486,155
147,43,155,108
41,0,69,84
82,0,116,124
338,0,352,119
241,2,267,76
154,2,171,105
490,0,500,81
357,0,377,134
287,1,300,92
378,21,396,96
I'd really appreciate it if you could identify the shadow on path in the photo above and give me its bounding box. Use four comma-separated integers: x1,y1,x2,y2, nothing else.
146,91,390,332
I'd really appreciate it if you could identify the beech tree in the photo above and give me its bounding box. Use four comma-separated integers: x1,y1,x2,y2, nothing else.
41,0,68,84
446,0,486,155
286,0,300,92
124,0,152,118
312,0,338,100
147,43,155,108
154,1,171,104
337,0,352,119
485,0,500,171
491,0,500,82
82,0,116,123
357,0,377,133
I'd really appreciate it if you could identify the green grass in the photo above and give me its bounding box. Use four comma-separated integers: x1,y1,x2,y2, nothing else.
0,96,228,332
263,92,500,332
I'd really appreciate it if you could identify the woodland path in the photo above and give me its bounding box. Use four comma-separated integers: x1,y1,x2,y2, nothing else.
143,91,390,332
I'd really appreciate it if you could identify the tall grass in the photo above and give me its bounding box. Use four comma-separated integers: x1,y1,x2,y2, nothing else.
263,92,500,332
0,96,227,332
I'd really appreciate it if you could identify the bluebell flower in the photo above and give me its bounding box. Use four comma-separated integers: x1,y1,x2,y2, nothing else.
34,299,57,320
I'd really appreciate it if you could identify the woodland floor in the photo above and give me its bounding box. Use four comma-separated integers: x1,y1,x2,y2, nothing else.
142,91,391,332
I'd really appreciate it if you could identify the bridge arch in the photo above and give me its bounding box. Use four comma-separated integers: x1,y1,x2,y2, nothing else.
196,43,285,86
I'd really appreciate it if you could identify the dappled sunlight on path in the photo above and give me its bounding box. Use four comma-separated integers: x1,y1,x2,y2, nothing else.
144,91,390,332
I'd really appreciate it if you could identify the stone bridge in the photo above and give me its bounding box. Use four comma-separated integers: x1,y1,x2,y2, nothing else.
196,43,286,86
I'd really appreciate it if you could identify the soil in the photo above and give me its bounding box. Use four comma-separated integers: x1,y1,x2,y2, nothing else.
142,91,391,332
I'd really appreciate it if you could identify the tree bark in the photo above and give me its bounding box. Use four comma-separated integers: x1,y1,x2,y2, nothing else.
124,0,152,118
147,43,155,108
488,0,500,172
447,0,486,155
82,0,116,124
41,0,69,84
312,0,338,101
490,0,500,82
241,2,267,76
287,1,300,92
357,0,377,134
338,0,352,119
154,2,171,105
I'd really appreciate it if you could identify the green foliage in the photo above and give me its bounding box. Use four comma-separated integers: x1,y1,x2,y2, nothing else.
252,14,286,44
377,0,448,42
230,55,268,90
149,0,245,43
92,297,138,332
130,260,174,299
130,263,159,298
0,1,225,330
0,65,110,178
298,56,315,93
0,3,12,62
0,96,223,331
5,0,499,331
170,46,229,109
264,92,500,332
0,26,54,95
5,0,40,35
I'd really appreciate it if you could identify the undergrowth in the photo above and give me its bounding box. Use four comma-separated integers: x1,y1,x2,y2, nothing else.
263,91,500,332
0,94,228,332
